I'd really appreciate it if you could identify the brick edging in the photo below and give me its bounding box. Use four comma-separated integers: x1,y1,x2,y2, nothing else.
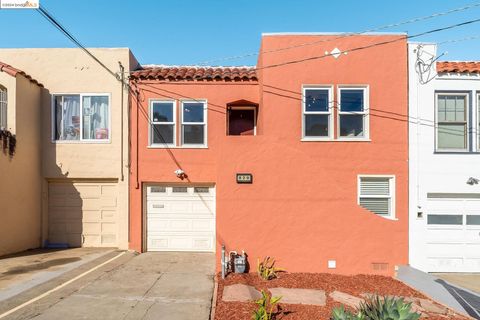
209,274,219,320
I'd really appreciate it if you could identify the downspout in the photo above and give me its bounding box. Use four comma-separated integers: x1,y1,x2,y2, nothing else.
118,62,125,182
135,87,140,190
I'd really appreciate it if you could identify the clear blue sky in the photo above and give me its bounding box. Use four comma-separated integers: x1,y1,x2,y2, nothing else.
0,0,479,66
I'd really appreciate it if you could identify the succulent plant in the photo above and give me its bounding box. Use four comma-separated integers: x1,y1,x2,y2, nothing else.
331,295,421,320
252,290,282,320
257,257,284,281
358,296,421,320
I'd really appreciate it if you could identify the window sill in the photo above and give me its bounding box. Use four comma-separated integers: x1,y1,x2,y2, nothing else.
336,138,371,142
51,140,111,144
434,150,479,154
301,138,371,142
301,137,334,142
148,145,208,149
380,216,398,221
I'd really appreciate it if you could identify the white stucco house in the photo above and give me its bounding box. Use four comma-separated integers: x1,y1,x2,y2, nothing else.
409,42,480,272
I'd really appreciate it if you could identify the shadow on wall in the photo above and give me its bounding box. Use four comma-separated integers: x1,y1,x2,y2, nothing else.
43,89,84,250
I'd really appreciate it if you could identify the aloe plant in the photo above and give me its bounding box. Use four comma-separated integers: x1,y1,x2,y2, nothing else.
257,257,284,280
252,290,282,320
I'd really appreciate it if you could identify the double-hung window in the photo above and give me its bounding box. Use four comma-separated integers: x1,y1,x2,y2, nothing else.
151,101,175,146
338,87,368,138
181,101,207,146
358,176,395,219
302,86,332,139
149,99,207,148
436,93,468,151
53,94,110,142
0,85,7,129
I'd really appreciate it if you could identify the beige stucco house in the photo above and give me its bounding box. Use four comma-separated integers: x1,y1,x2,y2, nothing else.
0,62,43,256
0,48,138,255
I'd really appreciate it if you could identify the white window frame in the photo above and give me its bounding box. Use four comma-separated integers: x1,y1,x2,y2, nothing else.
357,175,396,220
227,105,257,136
301,85,334,141
149,99,176,148
435,92,470,153
0,85,7,129
477,93,480,151
180,99,208,148
337,86,369,141
51,93,111,143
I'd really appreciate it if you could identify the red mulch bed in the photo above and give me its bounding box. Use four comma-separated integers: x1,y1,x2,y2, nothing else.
214,272,470,320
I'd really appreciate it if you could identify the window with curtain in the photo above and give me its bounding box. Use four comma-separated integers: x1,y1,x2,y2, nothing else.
0,85,7,129
53,94,109,141
436,94,468,151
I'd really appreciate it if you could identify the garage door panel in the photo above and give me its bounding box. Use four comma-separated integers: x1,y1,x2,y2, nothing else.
426,229,464,242
148,218,214,232
83,210,101,221
48,182,119,248
427,257,463,271
66,223,82,234
421,195,480,272
465,229,480,242
146,185,215,252
426,242,463,256
147,233,214,252
101,222,116,233
148,200,214,215
75,185,101,198
465,243,480,256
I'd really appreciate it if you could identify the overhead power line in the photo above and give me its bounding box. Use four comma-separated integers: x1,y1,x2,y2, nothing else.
37,5,120,81
197,1,480,65
256,17,480,71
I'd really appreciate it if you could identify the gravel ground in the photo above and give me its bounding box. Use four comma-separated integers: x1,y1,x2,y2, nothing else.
214,273,470,320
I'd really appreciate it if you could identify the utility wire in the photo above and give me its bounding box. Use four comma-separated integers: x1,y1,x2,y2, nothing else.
37,5,120,81
256,17,480,71
197,2,480,65
438,34,480,44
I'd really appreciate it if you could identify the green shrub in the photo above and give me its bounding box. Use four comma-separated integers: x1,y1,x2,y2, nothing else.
257,257,284,280
252,290,282,320
331,295,421,320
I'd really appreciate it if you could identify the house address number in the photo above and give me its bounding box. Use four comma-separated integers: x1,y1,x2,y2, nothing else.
236,173,253,184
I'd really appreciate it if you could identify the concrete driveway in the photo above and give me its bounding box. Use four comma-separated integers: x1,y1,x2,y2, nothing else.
0,252,215,320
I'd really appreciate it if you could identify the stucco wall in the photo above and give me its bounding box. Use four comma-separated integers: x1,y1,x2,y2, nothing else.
0,73,42,256
0,48,137,250
130,35,409,275
408,43,480,271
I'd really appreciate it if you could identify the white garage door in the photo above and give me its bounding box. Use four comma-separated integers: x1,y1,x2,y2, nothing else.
424,196,480,272
146,185,215,252
48,181,118,248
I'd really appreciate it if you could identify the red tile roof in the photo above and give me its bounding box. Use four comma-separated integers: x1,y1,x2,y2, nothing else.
436,61,480,74
0,61,43,87
130,66,258,82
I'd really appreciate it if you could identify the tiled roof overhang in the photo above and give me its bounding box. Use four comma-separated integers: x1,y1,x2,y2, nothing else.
437,61,480,74
130,66,258,82
0,61,44,87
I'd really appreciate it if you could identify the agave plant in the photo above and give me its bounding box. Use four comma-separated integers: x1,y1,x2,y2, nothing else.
257,257,284,280
331,295,421,320
252,290,282,320
358,296,421,320
331,305,364,320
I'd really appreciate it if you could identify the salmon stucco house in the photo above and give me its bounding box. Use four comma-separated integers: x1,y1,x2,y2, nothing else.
0,48,138,255
129,33,409,275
